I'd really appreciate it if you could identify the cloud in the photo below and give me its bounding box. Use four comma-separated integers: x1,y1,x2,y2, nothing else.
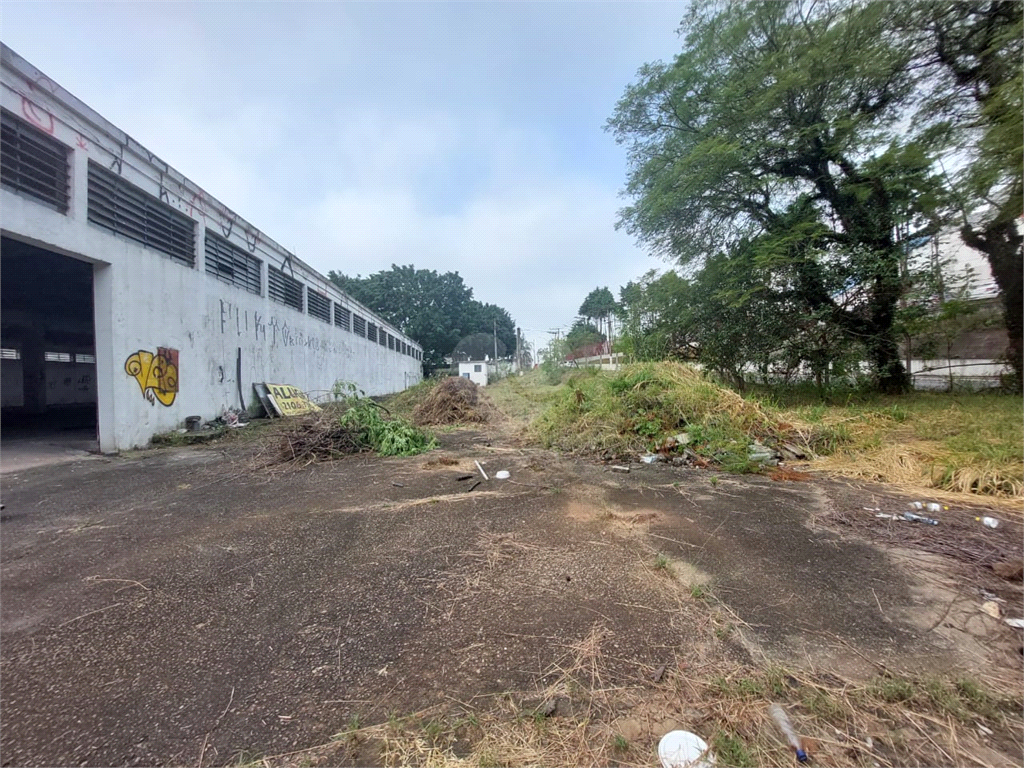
296,113,657,353
2,0,682,356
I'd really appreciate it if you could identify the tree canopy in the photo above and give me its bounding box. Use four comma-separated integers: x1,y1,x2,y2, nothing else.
608,0,1023,391
608,0,953,391
565,320,606,353
906,0,1023,386
328,265,516,371
578,287,619,323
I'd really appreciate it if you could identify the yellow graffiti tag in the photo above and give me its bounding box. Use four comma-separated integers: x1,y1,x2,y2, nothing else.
125,348,179,406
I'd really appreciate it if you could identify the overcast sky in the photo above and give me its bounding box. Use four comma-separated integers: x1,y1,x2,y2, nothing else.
2,1,686,354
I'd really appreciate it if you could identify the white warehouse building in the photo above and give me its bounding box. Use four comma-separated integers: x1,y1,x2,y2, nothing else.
1,44,422,452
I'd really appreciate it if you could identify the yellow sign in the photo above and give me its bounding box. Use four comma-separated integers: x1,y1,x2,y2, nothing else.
265,383,321,417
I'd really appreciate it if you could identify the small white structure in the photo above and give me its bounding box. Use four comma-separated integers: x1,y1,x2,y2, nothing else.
458,360,490,386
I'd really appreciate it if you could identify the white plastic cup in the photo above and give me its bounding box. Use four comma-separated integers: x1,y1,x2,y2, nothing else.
494,470,510,480
659,730,715,768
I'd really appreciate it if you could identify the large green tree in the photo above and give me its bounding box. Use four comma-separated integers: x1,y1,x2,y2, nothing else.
907,1,1023,388
607,0,947,392
328,265,516,371
565,319,606,353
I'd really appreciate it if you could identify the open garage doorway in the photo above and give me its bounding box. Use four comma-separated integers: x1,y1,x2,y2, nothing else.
1,236,99,471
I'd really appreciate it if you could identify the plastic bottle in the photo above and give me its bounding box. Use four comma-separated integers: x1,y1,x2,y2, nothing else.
978,516,999,529
903,512,939,525
770,704,808,763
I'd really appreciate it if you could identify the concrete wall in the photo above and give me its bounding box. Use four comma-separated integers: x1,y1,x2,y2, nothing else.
1,44,421,451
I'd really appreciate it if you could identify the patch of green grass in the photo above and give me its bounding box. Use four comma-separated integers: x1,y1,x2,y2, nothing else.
612,734,629,751
801,688,842,719
690,583,709,599
231,750,263,767
779,390,1022,498
711,730,755,767
423,718,445,743
871,677,917,703
150,427,226,447
532,362,783,467
653,554,671,571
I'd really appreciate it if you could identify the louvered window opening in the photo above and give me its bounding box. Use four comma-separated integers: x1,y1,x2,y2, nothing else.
268,266,303,311
87,162,195,266
334,304,351,331
379,331,388,347
205,230,261,295
308,290,331,323
367,323,378,343
1,109,70,213
388,335,395,351
353,314,366,337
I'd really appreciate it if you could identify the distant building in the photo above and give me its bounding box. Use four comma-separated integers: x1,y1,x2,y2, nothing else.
458,361,490,386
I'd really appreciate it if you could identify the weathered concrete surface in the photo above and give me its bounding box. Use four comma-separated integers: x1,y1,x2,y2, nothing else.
1,435,1017,766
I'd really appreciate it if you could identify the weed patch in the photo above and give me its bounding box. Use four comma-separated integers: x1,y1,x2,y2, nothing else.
533,362,793,465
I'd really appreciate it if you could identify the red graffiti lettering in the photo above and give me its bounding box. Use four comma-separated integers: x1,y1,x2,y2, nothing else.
21,96,54,134
76,133,89,150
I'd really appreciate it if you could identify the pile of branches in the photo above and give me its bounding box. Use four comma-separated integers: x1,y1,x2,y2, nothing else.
413,376,492,425
261,408,369,467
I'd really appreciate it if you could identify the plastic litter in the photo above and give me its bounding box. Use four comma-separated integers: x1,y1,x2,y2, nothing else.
474,460,489,481
980,601,1001,619
903,512,939,525
909,501,947,513
1004,618,1024,629
495,470,511,480
977,516,1000,529
875,513,901,521
640,454,659,464
770,704,808,763
610,465,630,474
658,730,715,768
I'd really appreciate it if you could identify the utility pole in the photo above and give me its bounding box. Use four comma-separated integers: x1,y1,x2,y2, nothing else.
493,318,498,362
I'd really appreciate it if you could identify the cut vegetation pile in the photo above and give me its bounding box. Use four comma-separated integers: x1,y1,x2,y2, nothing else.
259,398,436,467
412,376,494,426
534,362,795,468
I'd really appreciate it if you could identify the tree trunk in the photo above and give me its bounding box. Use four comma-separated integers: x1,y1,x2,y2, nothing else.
866,327,911,394
961,220,1023,392
863,260,911,394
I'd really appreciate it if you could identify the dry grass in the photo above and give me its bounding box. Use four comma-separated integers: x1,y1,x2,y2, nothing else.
252,610,1022,768
781,394,1024,505
413,377,496,426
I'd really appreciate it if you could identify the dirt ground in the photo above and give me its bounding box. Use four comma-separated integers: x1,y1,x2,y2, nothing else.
1,427,1022,767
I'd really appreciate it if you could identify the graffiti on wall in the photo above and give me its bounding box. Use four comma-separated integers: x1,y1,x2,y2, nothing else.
125,347,179,406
